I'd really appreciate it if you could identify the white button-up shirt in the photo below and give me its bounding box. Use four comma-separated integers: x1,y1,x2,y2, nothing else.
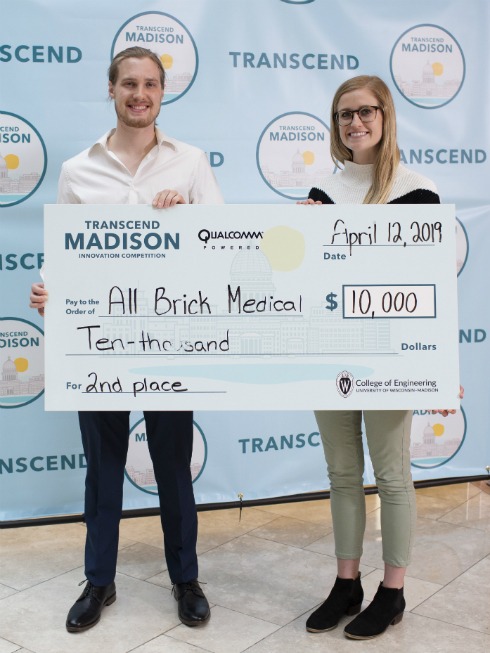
57,128,224,205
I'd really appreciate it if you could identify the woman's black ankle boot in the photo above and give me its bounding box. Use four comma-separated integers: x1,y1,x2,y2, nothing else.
306,573,363,632
344,582,405,639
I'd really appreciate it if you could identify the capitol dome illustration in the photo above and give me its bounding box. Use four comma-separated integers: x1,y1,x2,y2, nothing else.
423,421,436,447
2,357,17,382
292,149,305,174
422,60,435,85
230,249,275,294
0,155,8,178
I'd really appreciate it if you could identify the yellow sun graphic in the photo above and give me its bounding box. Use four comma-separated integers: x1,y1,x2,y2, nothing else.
432,62,444,76
4,154,20,170
260,226,305,271
160,54,174,70
302,151,315,165
14,357,29,373
432,423,445,437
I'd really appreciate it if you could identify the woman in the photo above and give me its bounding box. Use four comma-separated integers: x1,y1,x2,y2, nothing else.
301,75,445,640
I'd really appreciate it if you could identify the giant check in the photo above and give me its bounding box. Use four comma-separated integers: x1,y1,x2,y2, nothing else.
44,204,460,411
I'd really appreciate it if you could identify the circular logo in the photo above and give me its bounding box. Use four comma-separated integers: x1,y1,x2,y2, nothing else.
456,217,469,276
0,112,47,207
0,317,44,409
390,24,465,108
257,112,331,199
112,12,198,105
125,416,208,494
336,371,354,398
410,407,466,468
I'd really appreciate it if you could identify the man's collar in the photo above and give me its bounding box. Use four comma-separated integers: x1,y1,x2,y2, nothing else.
90,128,176,152
155,128,177,150
90,129,115,152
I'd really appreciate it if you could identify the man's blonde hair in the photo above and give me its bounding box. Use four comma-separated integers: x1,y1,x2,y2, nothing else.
108,47,165,89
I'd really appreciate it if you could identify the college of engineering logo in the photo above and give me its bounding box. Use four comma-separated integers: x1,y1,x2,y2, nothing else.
336,371,354,398
112,12,198,104
390,24,465,109
0,317,44,409
410,407,466,468
125,416,208,494
257,112,331,199
0,112,47,207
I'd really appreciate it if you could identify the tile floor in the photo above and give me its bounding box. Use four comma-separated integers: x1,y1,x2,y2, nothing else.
1,481,489,653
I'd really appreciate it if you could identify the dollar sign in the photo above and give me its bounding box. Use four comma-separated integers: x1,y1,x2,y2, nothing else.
325,292,338,311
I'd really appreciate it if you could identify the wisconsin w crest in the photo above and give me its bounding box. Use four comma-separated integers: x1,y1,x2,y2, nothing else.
336,371,354,398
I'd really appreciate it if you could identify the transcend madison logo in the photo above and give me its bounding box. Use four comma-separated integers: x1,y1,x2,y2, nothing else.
65,232,179,251
125,416,207,494
390,24,465,108
410,407,466,468
336,371,354,398
0,317,44,409
64,219,179,252
112,12,198,104
0,112,47,207
256,112,331,199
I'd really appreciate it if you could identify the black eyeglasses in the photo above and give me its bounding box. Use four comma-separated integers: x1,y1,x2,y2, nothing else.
334,105,381,126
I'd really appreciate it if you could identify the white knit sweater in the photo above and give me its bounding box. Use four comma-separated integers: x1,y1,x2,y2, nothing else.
310,161,439,204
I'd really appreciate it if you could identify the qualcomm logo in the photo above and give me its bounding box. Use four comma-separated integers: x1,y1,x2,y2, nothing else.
125,416,207,494
0,112,47,207
112,12,198,104
0,317,44,409
256,112,331,200
390,24,465,109
410,407,466,468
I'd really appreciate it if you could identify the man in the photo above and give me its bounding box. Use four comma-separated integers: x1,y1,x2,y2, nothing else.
30,46,223,633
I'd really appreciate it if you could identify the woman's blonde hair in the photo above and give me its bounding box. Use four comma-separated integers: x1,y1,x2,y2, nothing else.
330,75,400,204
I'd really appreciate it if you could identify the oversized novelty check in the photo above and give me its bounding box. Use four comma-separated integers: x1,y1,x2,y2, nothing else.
44,203,460,411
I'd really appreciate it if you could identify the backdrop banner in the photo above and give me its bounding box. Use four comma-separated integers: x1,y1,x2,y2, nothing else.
1,0,488,521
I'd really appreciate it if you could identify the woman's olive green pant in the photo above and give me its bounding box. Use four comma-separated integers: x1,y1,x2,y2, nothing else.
314,410,416,567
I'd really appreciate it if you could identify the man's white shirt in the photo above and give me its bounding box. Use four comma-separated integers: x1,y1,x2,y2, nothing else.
57,128,224,205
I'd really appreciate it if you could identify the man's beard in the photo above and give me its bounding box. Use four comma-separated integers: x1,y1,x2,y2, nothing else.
115,103,160,129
